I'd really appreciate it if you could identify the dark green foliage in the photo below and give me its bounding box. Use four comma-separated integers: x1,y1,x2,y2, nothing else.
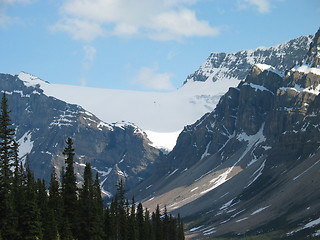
92,173,105,239
79,163,105,240
104,183,184,240
136,202,144,240
0,94,185,240
48,171,63,240
0,93,17,238
19,166,43,240
62,137,79,238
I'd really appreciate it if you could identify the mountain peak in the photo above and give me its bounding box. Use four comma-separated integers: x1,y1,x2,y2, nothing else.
18,71,49,88
184,35,313,84
305,28,320,68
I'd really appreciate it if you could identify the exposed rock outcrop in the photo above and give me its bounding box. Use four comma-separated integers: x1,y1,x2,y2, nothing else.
132,29,320,239
0,73,161,196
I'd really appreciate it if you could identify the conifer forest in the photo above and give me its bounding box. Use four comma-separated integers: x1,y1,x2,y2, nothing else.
0,93,185,240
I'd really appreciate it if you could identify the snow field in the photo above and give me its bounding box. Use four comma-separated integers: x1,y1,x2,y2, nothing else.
19,72,239,151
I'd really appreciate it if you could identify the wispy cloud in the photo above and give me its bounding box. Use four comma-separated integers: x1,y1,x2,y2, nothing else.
51,18,104,42
78,45,97,86
238,0,272,13
82,45,97,71
52,0,219,42
133,65,175,91
149,8,219,41
0,0,33,27
0,11,11,27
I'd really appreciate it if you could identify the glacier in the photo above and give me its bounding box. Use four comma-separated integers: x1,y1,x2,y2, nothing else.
18,72,239,151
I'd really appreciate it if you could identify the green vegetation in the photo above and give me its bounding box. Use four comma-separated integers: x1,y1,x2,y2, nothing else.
204,232,282,240
0,93,185,240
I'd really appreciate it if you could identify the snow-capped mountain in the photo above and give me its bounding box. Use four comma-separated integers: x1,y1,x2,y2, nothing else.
16,35,312,152
19,73,236,152
0,29,315,219
185,35,312,83
131,28,320,239
0,73,161,196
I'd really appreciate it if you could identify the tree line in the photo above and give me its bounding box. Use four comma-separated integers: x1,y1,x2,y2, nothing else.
0,93,185,240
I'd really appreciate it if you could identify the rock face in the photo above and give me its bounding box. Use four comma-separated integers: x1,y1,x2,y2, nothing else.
132,29,320,238
0,73,161,196
306,28,320,67
185,35,313,83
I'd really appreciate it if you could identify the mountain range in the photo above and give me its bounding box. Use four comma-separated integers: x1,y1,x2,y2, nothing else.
21,34,312,151
0,73,161,195
132,28,320,239
0,27,319,239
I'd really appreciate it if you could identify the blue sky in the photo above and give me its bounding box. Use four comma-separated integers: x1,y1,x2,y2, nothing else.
0,0,319,91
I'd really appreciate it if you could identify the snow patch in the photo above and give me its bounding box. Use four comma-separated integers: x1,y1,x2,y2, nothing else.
17,131,34,159
203,227,216,235
246,160,266,188
18,72,48,88
190,225,204,232
251,205,271,215
292,64,320,76
237,124,266,164
236,217,248,223
145,130,180,151
200,167,233,195
288,217,320,236
280,83,320,95
220,199,234,210
200,141,211,160
255,64,285,77
166,168,179,178
293,159,320,181
242,82,274,94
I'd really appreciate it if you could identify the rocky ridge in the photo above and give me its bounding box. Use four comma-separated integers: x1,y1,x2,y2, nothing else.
133,28,320,239
0,72,161,196
185,35,313,84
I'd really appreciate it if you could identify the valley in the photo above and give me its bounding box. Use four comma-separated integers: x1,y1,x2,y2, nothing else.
0,28,319,239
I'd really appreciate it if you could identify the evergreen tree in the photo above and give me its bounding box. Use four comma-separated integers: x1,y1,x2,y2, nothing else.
61,137,79,239
104,206,113,240
163,206,171,240
136,202,145,240
0,92,16,180
128,197,138,240
0,93,17,239
38,178,55,240
78,162,105,240
19,166,43,240
48,170,63,240
144,208,154,240
153,205,163,240
79,163,93,239
177,214,185,240
92,172,105,239
115,179,127,240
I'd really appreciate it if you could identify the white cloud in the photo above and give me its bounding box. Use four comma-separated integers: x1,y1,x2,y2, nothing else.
149,8,219,41
239,0,271,13
77,45,96,86
133,65,175,91
52,0,219,41
51,17,104,41
82,45,96,70
0,11,11,27
0,0,33,27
